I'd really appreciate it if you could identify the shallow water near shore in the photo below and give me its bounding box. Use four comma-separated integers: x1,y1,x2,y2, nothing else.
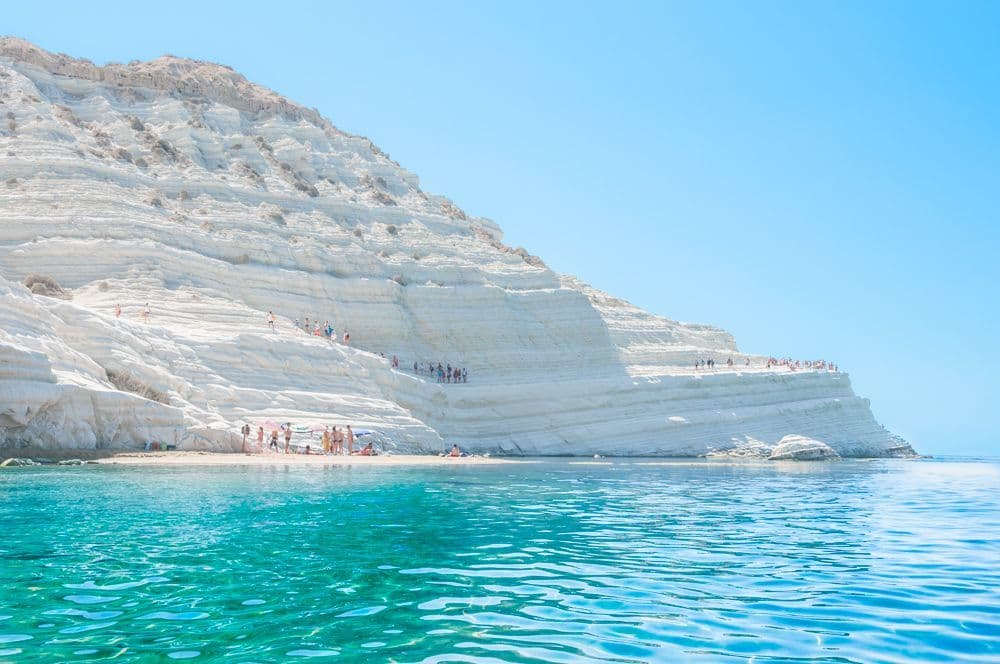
0,458,997,662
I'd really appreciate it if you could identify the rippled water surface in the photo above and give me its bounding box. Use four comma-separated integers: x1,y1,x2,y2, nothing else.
1,459,998,662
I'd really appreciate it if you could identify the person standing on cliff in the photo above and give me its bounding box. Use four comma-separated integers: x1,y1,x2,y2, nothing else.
346,425,355,455
115,303,122,319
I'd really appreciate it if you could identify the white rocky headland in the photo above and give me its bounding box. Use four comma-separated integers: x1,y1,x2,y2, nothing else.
0,38,914,459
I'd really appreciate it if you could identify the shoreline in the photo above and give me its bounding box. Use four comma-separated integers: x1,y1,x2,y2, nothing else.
97,452,520,466
0,450,522,467
0,450,930,468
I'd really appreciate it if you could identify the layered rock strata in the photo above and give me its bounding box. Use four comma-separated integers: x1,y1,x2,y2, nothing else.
0,38,912,456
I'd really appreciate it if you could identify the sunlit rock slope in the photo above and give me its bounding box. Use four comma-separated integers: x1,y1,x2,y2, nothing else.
0,38,913,457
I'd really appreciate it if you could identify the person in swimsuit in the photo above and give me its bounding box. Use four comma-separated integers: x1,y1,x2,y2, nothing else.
269,430,279,451
257,426,265,452
283,425,292,454
346,425,355,455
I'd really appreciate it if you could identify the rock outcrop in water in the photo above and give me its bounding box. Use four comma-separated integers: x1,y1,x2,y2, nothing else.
0,38,914,457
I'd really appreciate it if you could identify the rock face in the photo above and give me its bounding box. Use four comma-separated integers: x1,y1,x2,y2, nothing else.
0,38,915,457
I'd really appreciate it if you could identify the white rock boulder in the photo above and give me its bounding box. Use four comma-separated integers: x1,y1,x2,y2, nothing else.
768,435,842,461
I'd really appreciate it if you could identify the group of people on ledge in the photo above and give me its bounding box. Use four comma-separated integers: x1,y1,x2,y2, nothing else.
264,311,471,385
766,357,839,372
693,356,840,372
271,313,352,346
413,362,468,384
694,357,751,370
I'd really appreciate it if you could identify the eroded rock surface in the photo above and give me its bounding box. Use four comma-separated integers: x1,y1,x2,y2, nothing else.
0,38,914,457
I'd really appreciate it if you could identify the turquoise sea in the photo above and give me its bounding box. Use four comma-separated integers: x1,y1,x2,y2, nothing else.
0,458,997,663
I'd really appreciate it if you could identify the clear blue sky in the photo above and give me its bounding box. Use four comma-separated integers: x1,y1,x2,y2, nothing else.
5,1,998,456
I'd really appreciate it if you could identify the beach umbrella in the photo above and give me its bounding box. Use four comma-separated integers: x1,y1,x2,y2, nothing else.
259,418,279,431
353,429,374,437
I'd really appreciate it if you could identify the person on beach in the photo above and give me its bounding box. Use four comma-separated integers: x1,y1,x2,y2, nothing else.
267,311,275,330
462,368,468,383
269,429,279,452
361,441,374,456
343,330,350,345
304,445,311,455
322,427,331,454
449,444,461,457
346,425,355,455
283,424,292,454
241,424,250,454
313,323,321,336
331,426,341,455
142,303,150,323
413,361,419,373
115,303,122,318
257,426,265,452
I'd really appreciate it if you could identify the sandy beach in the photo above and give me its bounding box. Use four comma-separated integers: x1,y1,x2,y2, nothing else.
91,451,523,466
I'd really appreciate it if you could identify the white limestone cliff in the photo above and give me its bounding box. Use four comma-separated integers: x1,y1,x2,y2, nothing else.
0,38,914,457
